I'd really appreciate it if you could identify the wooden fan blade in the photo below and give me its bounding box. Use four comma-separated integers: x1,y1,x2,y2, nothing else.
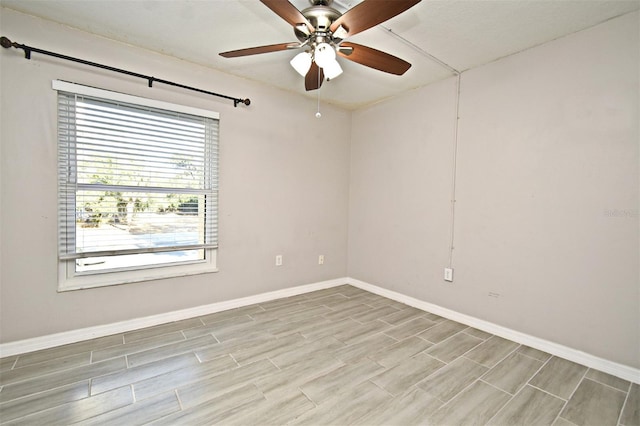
220,42,297,58
260,0,315,33
338,42,411,75
330,0,421,37
305,62,325,91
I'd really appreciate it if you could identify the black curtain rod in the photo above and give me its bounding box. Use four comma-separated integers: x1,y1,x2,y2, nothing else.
0,36,251,107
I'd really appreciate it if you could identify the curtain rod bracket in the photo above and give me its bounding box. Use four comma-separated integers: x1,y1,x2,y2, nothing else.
235,98,251,107
0,36,251,107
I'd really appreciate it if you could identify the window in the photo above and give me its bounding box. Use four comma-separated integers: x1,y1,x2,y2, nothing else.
55,81,219,290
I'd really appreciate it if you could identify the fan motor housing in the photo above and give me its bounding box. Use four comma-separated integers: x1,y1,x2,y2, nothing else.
295,5,342,41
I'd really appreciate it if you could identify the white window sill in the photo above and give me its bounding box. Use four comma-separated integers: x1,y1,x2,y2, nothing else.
58,250,218,291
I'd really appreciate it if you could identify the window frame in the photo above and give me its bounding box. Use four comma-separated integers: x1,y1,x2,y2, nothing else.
54,80,219,291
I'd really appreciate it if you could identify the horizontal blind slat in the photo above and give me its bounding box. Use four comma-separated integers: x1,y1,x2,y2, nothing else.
57,88,219,262
60,243,219,260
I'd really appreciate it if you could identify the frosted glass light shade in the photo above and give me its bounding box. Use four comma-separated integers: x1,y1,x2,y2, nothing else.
323,59,343,80
314,43,336,68
290,52,312,76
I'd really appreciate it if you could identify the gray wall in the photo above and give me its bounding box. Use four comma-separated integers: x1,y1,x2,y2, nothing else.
1,7,638,370
0,9,351,342
348,12,639,368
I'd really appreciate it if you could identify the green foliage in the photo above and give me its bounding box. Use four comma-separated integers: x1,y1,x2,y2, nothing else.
77,155,199,226
178,197,199,215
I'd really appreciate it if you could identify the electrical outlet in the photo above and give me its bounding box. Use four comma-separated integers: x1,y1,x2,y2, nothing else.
444,267,454,282
318,255,324,265
275,255,283,266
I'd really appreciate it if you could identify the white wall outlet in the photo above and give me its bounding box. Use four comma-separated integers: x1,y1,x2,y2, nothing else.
318,255,324,265
275,255,283,266
444,267,454,282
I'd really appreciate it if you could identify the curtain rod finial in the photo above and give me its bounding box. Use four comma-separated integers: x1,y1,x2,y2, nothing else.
1,36,14,49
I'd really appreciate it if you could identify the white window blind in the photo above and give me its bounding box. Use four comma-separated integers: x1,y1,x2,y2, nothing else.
57,82,219,264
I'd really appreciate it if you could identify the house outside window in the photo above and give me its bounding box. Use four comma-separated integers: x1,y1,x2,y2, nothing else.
55,81,219,290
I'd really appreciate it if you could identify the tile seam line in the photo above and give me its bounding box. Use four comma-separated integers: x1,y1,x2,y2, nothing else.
582,373,631,394
616,382,633,426
474,344,528,384
481,378,518,425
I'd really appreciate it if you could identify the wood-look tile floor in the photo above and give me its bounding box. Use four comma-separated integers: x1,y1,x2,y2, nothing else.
0,285,638,425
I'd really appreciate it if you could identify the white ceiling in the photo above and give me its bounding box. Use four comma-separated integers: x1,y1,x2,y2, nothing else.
2,0,638,109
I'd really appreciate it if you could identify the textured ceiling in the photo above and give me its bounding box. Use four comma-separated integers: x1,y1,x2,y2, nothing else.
1,0,638,109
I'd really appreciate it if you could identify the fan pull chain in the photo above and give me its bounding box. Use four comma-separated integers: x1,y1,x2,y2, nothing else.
315,70,322,118
316,91,321,118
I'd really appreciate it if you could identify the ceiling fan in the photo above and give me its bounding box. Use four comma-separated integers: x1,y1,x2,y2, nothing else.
219,0,422,91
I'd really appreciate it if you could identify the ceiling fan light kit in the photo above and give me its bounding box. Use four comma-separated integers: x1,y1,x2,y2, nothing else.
220,0,421,91
313,42,334,68
290,51,312,76
322,57,343,80
313,42,343,79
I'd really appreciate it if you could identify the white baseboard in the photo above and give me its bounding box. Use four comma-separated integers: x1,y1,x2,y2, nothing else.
2,276,637,384
0,278,346,358
346,277,639,384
